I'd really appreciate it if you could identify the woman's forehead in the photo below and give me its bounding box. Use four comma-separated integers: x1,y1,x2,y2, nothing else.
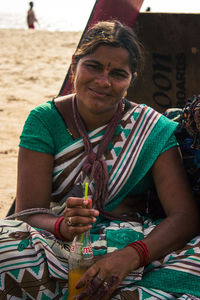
81,45,131,67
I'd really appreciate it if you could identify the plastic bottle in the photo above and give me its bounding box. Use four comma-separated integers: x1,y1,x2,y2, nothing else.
68,182,94,299
68,230,93,299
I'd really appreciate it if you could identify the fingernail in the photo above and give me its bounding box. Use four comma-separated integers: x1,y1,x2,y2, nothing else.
88,198,92,208
76,282,81,289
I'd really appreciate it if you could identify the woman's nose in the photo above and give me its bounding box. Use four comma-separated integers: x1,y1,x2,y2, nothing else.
95,72,111,87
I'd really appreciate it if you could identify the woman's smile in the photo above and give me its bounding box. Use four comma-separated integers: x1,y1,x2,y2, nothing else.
88,86,111,98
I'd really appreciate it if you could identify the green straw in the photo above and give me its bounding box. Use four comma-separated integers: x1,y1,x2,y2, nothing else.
79,182,89,267
84,182,89,200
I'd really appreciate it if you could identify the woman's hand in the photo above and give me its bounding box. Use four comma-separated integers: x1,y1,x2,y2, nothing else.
60,197,99,241
74,246,140,300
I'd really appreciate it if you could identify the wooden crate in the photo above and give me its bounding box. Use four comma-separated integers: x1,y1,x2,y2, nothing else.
128,12,200,112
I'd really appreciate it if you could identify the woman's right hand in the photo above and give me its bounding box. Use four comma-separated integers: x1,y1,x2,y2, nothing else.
60,197,99,241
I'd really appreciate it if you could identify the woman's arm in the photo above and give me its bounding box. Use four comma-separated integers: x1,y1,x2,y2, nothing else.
142,146,200,261
16,147,98,240
15,147,57,232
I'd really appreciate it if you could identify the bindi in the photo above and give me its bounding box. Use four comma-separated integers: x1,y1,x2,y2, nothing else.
105,62,111,71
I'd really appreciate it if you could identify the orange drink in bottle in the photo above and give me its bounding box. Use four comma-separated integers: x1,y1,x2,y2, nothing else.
67,182,93,299
68,268,89,299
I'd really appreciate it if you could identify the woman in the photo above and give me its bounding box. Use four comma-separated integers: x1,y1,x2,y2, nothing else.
1,21,200,299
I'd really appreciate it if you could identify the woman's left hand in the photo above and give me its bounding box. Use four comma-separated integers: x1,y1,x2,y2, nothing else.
74,246,140,300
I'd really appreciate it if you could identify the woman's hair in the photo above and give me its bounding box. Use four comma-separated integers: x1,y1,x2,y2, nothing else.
72,20,144,82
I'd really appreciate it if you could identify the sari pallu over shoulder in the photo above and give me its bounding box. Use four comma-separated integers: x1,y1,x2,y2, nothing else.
51,103,178,215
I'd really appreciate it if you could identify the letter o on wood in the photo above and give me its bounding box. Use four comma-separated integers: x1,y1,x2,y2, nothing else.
153,73,172,91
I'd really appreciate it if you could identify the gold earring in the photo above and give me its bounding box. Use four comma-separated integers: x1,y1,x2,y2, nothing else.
123,91,127,98
71,74,75,81
70,74,75,85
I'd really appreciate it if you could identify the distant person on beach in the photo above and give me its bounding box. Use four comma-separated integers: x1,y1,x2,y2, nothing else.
27,1,38,29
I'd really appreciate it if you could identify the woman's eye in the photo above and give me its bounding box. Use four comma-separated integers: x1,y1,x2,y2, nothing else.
86,64,100,70
111,71,127,79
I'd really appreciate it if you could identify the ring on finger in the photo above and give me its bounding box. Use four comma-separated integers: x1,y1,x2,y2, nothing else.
67,216,73,226
103,281,109,287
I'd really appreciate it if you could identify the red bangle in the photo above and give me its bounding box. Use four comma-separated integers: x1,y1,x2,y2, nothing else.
54,216,65,241
128,243,144,266
139,241,149,266
126,240,149,267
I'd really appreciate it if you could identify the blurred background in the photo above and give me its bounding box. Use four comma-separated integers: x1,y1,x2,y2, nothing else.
0,0,200,32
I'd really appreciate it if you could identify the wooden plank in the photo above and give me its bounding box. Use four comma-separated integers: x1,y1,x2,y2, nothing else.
128,12,200,112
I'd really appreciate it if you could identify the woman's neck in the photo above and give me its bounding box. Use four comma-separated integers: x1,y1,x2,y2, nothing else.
79,108,118,132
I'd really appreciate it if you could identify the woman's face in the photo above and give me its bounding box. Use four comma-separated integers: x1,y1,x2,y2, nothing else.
73,45,132,117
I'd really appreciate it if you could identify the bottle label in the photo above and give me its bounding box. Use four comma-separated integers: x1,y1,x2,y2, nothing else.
70,245,75,252
70,245,93,255
82,246,93,255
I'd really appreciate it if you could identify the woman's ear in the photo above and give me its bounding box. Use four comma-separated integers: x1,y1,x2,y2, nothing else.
130,72,137,85
71,54,75,74
70,55,76,84
133,72,137,81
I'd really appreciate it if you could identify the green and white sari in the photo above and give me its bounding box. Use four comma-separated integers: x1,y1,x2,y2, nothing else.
1,99,200,299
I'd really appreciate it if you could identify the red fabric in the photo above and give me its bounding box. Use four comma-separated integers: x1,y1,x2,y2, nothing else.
29,24,35,29
88,0,143,30
59,0,144,96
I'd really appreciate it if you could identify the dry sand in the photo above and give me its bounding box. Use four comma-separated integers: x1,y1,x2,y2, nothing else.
0,28,82,218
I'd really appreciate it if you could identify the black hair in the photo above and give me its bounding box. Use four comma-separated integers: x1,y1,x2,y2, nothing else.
72,20,144,82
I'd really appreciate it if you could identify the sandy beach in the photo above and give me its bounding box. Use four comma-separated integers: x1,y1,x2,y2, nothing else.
0,28,82,218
